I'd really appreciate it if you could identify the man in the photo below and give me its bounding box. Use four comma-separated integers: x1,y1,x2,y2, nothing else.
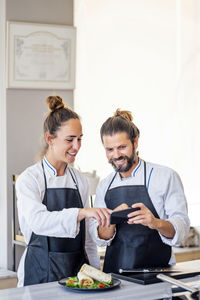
89,109,190,273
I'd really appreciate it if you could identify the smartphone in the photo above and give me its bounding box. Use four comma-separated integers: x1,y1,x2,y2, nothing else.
110,207,140,224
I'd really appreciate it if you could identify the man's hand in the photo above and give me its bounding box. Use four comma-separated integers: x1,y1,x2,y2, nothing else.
78,207,112,227
127,203,157,228
127,203,175,239
113,203,129,212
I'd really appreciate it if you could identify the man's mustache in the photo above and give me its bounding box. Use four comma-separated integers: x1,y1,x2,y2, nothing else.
109,156,128,163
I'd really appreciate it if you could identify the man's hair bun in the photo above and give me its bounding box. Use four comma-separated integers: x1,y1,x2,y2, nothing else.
114,108,133,122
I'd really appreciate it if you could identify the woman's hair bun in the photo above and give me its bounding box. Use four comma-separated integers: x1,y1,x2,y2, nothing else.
114,108,133,122
46,95,64,112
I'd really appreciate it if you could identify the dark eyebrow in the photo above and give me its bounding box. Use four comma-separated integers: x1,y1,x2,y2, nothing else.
66,134,83,138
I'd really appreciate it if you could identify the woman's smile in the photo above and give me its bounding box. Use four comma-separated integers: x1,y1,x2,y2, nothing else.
67,151,77,156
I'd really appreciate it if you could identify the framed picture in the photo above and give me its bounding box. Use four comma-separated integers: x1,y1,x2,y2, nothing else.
7,21,76,90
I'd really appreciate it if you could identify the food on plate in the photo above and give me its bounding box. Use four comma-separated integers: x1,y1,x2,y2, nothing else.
77,271,94,287
65,264,113,289
80,264,112,283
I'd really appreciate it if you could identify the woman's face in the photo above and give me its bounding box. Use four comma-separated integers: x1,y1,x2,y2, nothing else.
47,118,83,165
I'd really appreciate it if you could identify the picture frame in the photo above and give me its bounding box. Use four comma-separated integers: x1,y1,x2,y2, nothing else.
7,21,76,90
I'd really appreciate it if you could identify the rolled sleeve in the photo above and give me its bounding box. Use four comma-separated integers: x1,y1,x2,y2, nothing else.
88,219,116,247
62,208,80,238
155,169,190,246
160,216,190,246
89,177,116,245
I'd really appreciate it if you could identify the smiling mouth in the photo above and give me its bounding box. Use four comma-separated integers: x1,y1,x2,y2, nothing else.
114,158,126,166
67,152,77,157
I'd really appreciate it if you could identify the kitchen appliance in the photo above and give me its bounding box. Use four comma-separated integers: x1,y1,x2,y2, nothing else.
157,273,200,299
112,264,200,285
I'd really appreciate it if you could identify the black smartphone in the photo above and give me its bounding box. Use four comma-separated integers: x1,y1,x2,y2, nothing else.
110,207,140,224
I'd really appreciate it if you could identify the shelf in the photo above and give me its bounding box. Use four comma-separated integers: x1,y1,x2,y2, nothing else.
173,247,200,262
13,235,25,247
15,235,24,243
13,240,25,247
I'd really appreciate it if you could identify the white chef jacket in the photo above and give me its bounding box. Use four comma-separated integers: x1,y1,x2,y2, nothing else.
89,159,190,265
16,157,100,287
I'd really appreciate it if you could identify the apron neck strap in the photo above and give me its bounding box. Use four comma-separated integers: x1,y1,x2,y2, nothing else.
41,160,80,192
107,172,118,191
107,160,147,190
144,160,147,187
68,167,79,189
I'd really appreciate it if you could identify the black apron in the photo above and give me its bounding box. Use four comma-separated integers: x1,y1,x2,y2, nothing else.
24,162,88,285
103,161,171,273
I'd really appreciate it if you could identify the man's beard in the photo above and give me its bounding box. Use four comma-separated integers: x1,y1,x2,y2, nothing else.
109,149,137,173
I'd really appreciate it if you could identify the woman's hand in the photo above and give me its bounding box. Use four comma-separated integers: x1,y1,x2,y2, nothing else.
97,203,128,229
78,207,112,227
98,203,129,240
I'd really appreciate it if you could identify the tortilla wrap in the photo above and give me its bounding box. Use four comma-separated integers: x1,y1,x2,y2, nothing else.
77,271,94,287
80,264,112,283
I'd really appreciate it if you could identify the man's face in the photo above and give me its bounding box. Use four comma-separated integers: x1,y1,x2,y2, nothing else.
103,132,138,174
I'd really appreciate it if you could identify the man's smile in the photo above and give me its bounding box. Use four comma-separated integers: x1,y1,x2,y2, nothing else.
114,157,126,167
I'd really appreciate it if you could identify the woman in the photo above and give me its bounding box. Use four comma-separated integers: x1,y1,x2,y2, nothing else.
16,96,110,286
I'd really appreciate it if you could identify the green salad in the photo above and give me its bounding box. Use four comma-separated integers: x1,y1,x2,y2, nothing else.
66,276,113,289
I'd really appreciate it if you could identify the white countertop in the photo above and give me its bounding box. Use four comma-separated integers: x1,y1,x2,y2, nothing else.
1,260,200,300
0,278,172,300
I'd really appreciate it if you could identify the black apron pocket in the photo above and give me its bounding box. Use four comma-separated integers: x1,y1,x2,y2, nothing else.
48,250,87,282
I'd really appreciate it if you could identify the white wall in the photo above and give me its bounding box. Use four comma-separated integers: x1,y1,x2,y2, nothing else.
0,0,8,269
74,0,200,225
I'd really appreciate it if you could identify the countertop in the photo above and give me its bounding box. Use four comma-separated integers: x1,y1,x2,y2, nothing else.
0,269,17,279
1,260,200,300
0,278,172,300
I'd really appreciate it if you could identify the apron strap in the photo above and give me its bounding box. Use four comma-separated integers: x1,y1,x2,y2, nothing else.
41,161,50,251
107,172,118,192
68,167,88,261
68,168,84,210
68,168,79,191
106,159,146,191
41,160,82,208
144,160,147,187
41,160,81,195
